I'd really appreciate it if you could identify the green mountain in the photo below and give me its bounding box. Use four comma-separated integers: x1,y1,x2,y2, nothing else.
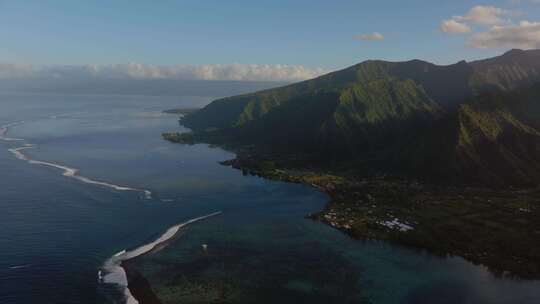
178,50,540,187
471,49,540,91
453,85,540,185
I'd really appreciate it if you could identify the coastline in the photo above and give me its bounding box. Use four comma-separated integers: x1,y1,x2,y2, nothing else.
163,126,540,280
218,152,540,279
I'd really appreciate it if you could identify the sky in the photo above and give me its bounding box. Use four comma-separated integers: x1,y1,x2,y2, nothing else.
1,0,540,81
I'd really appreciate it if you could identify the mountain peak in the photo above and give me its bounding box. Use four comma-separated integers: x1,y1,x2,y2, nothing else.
501,48,540,59
503,48,526,56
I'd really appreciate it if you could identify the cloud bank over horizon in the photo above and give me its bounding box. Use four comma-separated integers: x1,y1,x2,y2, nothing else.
440,5,540,49
0,63,330,82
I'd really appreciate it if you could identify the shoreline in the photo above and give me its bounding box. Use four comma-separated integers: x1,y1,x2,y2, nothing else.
162,124,540,280
217,152,540,280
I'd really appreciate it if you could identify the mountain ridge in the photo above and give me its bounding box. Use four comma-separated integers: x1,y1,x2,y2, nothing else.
177,49,540,187
164,50,540,280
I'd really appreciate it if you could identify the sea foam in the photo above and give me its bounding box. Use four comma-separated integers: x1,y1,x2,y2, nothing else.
1,120,153,199
101,211,222,304
0,121,26,141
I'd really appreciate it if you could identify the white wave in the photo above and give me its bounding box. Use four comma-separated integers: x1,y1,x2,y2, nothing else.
8,264,31,270
0,121,26,141
114,250,127,257
2,120,153,199
8,146,32,161
0,120,26,129
101,211,222,304
143,190,152,200
49,111,87,120
7,145,153,199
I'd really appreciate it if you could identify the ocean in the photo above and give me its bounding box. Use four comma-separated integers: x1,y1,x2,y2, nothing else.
1,92,539,304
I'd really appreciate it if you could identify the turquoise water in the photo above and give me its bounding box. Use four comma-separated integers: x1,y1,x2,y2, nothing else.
0,92,539,304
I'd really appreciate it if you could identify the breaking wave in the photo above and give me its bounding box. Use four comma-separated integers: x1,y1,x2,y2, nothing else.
1,120,152,199
8,264,32,270
0,121,25,141
100,211,222,304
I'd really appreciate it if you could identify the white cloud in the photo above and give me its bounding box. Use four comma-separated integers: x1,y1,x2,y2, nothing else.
354,32,385,41
469,20,540,49
439,4,540,49
454,5,511,26
440,5,514,36
0,63,329,82
440,19,472,34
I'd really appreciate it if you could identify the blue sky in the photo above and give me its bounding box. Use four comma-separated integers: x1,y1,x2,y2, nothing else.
1,0,540,81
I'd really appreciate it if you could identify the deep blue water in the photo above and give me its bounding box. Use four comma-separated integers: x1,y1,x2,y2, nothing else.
0,92,539,304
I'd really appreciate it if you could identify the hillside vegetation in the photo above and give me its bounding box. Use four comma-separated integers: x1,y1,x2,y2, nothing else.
178,49,540,187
